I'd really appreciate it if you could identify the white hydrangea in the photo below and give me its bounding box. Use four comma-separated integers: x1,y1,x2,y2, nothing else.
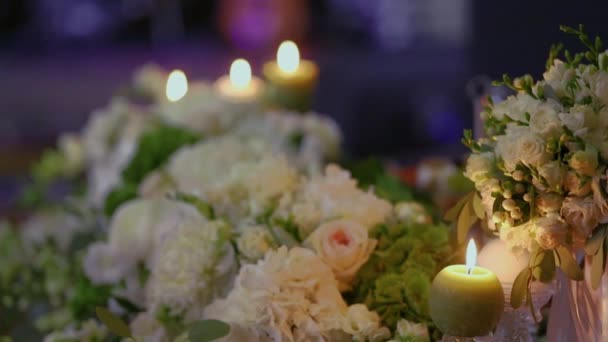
204,247,386,341
147,219,236,319
168,137,298,219
286,164,392,237
233,111,342,171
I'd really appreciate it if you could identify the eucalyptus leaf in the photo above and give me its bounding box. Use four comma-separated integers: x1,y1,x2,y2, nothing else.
532,250,556,283
511,268,531,309
188,319,231,342
591,241,606,290
444,192,474,222
472,192,485,219
585,225,608,256
95,307,132,338
555,246,584,281
457,199,478,244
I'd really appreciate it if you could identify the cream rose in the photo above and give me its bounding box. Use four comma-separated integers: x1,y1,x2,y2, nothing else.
537,161,566,192
561,196,600,246
497,130,550,172
569,147,599,177
564,171,592,196
529,103,562,139
464,152,495,184
535,214,568,249
236,225,274,261
305,219,377,291
536,193,564,214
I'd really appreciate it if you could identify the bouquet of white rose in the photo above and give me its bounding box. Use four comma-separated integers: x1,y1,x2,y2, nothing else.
450,25,608,309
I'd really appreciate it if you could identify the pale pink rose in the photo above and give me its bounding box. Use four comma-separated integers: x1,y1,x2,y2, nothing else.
535,214,568,249
564,171,592,197
536,193,564,214
561,196,600,246
305,219,377,291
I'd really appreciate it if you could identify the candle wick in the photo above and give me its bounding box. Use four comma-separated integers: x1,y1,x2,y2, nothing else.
467,267,472,275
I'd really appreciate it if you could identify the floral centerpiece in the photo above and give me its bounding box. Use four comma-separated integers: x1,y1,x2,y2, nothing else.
1,65,452,342
450,25,608,309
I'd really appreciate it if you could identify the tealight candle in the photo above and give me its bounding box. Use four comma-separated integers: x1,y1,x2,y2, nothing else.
263,40,319,112
429,239,504,337
214,58,264,103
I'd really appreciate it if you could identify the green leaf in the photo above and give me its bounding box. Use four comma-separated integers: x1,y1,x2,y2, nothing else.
511,268,531,309
444,192,473,222
472,192,485,219
532,249,556,283
95,307,132,338
591,240,606,290
585,225,607,256
171,192,215,219
457,198,478,244
555,246,584,281
188,319,231,342
112,296,143,314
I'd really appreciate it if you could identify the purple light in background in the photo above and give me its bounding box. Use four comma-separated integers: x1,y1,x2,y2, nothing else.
229,5,278,50
64,2,105,37
426,110,465,144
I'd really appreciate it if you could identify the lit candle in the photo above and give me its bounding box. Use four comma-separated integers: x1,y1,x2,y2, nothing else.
429,239,504,337
166,69,188,102
263,40,319,112
214,58,264,103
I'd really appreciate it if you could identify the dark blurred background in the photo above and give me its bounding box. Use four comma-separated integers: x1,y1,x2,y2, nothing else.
1,0,608,209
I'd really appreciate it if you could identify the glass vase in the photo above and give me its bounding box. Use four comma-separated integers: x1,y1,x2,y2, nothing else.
547,257,608,341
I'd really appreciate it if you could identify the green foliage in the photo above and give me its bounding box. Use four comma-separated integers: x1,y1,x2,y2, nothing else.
102,124,201,217
348,222,451,333
69,277,112,321
96,307,132,338
170,192,215,219
103,183,138,217
122,124,201,184
188,320,231,342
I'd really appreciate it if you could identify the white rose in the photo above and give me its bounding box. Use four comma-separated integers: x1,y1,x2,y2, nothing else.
464,152,495,184
564,171,592,197
561,196,600,246
559,112,587,137
394,201,432,225
492,94,540,122
536,161,566,192
591,70,608,106
529,103,562,139
305,219,377,291
535,214,568,249
569,147,599,176
543,59,575,97
497,130,550,171
236,226,274,261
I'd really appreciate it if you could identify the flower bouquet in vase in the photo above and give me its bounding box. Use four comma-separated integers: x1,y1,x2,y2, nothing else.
448,25,608,340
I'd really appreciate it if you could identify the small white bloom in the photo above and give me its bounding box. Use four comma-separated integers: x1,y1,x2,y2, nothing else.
569,147,599,176
341,304,391,342
394,201,432,225
44,319,107,342
236,225,274,261
394,319,430,342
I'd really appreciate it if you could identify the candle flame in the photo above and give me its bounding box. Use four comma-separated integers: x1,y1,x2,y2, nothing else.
230,59,252,88
277,40,300,73
166,70,188,102
466,239,477,272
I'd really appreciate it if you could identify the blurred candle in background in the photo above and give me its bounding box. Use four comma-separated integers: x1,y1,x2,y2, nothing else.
263,40,318,112
215,58,264,103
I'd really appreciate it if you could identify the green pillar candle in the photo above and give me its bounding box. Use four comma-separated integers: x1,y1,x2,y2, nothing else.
263,41,318,112
429,264,504,337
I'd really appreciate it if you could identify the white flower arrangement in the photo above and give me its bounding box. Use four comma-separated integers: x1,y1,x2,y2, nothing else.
452,25,608,309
